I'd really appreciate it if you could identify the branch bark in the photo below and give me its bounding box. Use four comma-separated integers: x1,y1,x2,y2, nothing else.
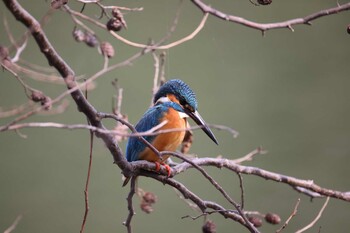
192,0,350,33
3,0,132,174
2,1,350,233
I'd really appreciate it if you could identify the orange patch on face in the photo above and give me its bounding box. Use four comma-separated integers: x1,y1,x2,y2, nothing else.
166,94,180,104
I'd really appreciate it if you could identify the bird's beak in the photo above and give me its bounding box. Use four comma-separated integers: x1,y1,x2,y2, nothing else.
185,110,218,145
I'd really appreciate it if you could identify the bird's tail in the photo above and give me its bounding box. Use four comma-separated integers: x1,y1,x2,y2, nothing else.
122,175,131,187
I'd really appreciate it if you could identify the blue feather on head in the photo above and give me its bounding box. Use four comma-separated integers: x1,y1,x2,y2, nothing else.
154,79,198,111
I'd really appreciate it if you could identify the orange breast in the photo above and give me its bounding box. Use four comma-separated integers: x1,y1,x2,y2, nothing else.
139,108,187,162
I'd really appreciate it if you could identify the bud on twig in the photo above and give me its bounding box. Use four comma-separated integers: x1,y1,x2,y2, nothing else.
30,90,52,110
106,18,123,32
100,41,115,58
257,0,272,5
202,220,216,233
248,216,263,228
140,202,153,214
84,32,98,48
181,130,193,153
72,29,85,42
142,192,157,204
51,0,68,9
0,46,9,60
112,8,127,29
265,213,281,225
140,191,157,214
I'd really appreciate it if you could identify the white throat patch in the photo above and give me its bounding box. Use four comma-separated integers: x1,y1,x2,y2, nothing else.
178,111,189,119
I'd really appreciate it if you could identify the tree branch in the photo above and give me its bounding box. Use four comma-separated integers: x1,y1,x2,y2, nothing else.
173,157,350,202
3,0,132,174
3,1,349,232
295,197,330,233
191,0,350,33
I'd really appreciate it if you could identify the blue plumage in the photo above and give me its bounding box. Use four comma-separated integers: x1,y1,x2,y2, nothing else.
125,79,217,164
126,101,183,162
154,79,198,110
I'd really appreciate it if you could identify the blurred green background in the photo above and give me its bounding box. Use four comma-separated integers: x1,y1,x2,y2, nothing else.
1,0,350,232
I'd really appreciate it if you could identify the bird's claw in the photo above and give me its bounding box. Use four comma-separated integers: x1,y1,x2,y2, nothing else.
154,162,172,177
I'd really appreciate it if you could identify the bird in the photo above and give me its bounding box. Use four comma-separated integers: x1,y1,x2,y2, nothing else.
124,79,217,185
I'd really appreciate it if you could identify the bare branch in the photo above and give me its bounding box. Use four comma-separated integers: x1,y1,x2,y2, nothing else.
238,172,245,209
80,123,94,233
3,1,349,233
276,198,300,233
295,197,330,233
232,147,266,164
160,151,258,232
0,102,31,118
142,172,250,229
4,215,22,233
191,0,350,33
3,0,132,175
123,176,137,233
173,157,350,202
64,5,209,50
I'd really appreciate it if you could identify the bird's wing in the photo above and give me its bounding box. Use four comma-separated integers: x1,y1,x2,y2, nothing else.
126,105,167,162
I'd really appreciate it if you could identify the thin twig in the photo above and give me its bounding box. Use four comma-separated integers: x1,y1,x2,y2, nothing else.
3,62,66,84
0,102,32,118
0,121,237,140
143,172,250,230
80,89,95,233
1,60,41,98
3,215,23,233
295,197,330,233
232,147,267,164
173,158,350,202
182,209,236,220
151,52,160,105
192,0,350,33
237,173,245,210
162,151,258,233
276,198,301,233
64,5,209,50
80,130,94,233
123,176,137,233
159,52,166,84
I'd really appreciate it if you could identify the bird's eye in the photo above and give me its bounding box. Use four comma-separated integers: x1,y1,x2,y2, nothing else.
179,98,194,112
184,104,194,112
179,99,186,106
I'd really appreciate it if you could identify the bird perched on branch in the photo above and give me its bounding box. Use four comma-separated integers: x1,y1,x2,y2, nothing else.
124,79,217,185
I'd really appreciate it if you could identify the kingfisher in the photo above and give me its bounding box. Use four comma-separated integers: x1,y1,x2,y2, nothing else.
124,79,217,184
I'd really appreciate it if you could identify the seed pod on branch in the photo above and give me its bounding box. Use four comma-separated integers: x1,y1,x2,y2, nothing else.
51,0,68,9
100,41,115,58
265,213,281,225
248,216,263,228
181,129,193,154
72,28,85,42
0,46,9,61
202,220,216,233
30,90,52,110
111,8,127,29
140,191,157,214
257,0,272,5
142,192,157,204
84,32,99,48
106,18,123,32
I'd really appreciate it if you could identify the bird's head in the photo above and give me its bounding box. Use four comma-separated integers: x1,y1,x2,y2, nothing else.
154,79,218,145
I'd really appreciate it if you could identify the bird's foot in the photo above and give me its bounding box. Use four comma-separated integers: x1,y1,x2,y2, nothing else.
154,162,172,177
154,161,161,172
